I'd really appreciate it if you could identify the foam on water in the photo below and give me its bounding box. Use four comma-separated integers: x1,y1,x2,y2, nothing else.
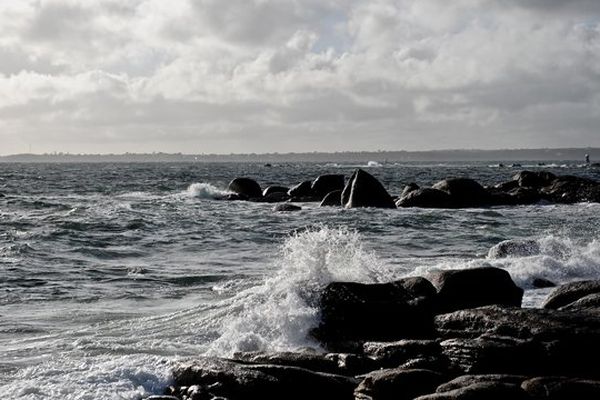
185,183,231,200
205,226,400,356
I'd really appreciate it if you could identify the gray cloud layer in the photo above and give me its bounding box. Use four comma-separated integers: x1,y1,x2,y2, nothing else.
1,0,599,154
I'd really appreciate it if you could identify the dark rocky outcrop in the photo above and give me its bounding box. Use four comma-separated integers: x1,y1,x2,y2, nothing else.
428,267,523,313
542,280,600,310
262,186,289,197
432,178,492,208
272,204,301,212
396,188,454,209
312,175,345,199
401,183,420,197
435,374,528,393
341,169,396,209
262,192,290,203
513,171,557,188
362,340,443,369
320,190,342,207
541,175,600,203
521,377,600,399
228,178,262,199
415,381,531,399
287,181,314,198
354,369,445,400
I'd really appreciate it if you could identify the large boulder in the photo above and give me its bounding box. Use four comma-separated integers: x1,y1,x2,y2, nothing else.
541,175,600,203
341,169,396,209
263,186,289,197
273,204,301,212
415,381,531,399
542,280,600,310
228,177,262,199
521,377,600,399
396,188,454,209
559,293,600,312
354,368,445,400
312,175,345,199
513,171,557,188
431,178,492,208
436,374,528,393
401,183,420,197
427,267,523,313
173,357,358,400
320,190,342,207
313,278,437,348
362,340,443,369
288,181,314,198
487,239,541,259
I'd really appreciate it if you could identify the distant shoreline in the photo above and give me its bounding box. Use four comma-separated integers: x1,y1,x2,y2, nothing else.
0,147,598,163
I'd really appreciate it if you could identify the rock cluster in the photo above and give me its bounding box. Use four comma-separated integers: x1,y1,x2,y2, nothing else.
224,169,600,210
158,269,600,399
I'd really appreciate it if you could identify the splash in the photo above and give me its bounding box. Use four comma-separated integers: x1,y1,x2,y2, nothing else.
185,183,231,200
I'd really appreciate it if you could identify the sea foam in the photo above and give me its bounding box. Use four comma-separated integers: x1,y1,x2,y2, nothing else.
185,183,231,200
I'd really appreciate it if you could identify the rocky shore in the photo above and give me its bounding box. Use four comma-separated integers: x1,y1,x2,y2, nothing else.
147,268,600,400
222,169,600,210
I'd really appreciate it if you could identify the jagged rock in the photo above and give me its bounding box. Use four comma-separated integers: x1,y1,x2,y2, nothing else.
173,357,358,400
313,279,436,348
431,178,492,208
288,181,314,198
272,204,301,212
320,190,342,207
542,280,600,309
362,340,442,369
541,175,600,203
436,374,528,393
487,239,541,259
396,188,454,209
312,175,345,199
415,382,531,399
228,178,262,199
354,368,445,400
427,267,523,313
341,169,396,209
521,377,600,399
262,186,289,197
513,171,557,188
559,293,600,312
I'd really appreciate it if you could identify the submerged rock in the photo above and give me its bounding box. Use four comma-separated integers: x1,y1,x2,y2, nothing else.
320,190,342,207
341,169,396,209
272,204,301,212
428,267,523,313
228,177,262,199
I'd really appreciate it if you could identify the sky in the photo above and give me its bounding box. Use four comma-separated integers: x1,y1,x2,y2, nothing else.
1,0,600,155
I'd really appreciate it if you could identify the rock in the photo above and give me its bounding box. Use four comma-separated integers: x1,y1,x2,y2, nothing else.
225,193,248,201
401,183,420,197
262,186,289,197
362,340,442,369
440,336,543,375
396,188,454,209
288,180,314,197
513,171,557,188
487,239,541,259
541,175,600,203
436,374,528,393
415,382,531,399
542,280,600,309
427,267,523,313
228,178,262,199
431,178,492,208
493,180,520,192
521,377,600,399
320,190,342,207
262,192,290,203
146,396,180,400
311,175,345,199
508,187,543,205
559,293,600,312
173,357,358,400
313,279,436,348
531,278,556,289
232,351,375,376
341,169,396,209
272,204,301,212
355,369,445,400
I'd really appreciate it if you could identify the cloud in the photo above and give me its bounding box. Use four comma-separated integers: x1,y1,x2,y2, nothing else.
0,0,599,154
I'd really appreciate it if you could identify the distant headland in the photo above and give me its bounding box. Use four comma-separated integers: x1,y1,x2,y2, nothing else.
0,148,598,163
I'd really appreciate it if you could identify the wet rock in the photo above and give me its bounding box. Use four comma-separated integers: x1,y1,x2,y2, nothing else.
313,279,436,348
431,178,492,208
355,368,445,400
531,278,556,289
320,190,342,207
508,187,543,205
559,292,600,312
427,267,523,313
396,188,454,209
228,178,262,199
415,382,531,399
362,340,443,369
287,181,314,198
487,239,541,259
493,180,520,192
311,175,345,199
542,280,600,309
272,204,301,212
262,192,290,203
341,169,396,209
436,374,528,393
541,175,600,203
521,377,600,399
173,357,358,400
262,186,289,197
401,183,420,197
146,396,180,400
513,171,557,188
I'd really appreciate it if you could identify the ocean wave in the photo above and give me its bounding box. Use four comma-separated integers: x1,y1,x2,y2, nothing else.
185,183,231,200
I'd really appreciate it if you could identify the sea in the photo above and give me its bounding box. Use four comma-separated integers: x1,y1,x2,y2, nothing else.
1,161,599,399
